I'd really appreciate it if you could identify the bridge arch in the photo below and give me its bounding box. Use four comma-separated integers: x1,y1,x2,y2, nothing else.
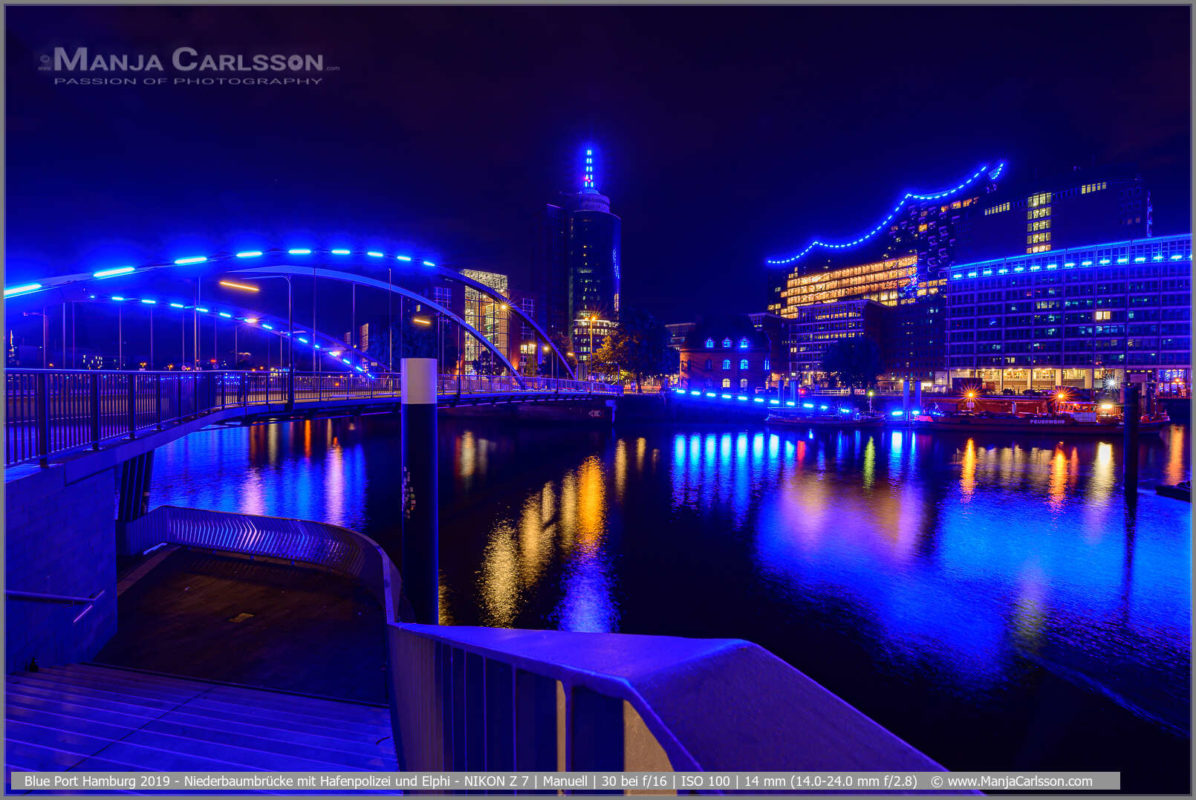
5,244,575,380
230,265,525,387
70,292,378,372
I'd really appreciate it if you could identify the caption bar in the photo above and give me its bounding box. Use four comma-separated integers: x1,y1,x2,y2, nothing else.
12,771,1120,792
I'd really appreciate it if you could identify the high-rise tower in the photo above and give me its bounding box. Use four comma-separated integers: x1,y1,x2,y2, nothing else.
534,146,622,368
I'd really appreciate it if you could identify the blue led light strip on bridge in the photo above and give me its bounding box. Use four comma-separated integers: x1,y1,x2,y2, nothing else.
765,161,1005,266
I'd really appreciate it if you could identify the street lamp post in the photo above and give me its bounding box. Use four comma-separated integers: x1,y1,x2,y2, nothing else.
589,313,598,382
223,274,293,407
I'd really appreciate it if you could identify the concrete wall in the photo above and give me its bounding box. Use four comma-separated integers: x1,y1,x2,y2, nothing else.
5,465,119,672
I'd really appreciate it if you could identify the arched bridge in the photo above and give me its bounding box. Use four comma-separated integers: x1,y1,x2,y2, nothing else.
5,239,623,469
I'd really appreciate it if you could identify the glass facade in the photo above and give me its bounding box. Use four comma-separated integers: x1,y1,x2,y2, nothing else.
945,235,1191,375
461,269,509,375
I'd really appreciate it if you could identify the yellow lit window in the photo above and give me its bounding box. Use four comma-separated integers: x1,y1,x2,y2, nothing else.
1094,310,1111,321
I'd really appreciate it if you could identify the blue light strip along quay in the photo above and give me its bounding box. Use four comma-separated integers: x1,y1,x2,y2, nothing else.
765,160,1006,266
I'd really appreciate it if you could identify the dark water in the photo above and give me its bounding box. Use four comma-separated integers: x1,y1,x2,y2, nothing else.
151,416,1191,790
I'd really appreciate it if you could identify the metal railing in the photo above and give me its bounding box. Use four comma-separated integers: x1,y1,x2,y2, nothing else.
123,505,945,776
5,589,108,671
5,369,621,468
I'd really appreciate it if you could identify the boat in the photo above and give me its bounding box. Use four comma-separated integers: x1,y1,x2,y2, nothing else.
767,406,885,428
903,410,1170,436
1156,481,1192,502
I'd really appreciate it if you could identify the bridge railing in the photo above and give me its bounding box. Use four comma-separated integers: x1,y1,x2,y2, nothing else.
5,368,622,467
122,505,945,777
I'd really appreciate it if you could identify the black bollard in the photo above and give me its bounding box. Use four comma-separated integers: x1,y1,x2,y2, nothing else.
1123,383,1140,491
401,357,439,624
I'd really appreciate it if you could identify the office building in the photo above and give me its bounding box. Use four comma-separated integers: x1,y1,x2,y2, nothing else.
784,299,888,379
943,234,1190,392
955,165,1151,261
538,146,622,362
766,160,1159,387
461,268,509,375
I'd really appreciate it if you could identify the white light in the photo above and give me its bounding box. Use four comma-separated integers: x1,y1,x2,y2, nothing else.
94,266,135,279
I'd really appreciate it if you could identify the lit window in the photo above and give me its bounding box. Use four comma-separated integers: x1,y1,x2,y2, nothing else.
722,338,731,348
1095,310,1111,321
739,378,748,389
721,378,731,388
722,359,731,370
704,338,714,348
763,359,771,371
739,359,748,370
739,337,750,349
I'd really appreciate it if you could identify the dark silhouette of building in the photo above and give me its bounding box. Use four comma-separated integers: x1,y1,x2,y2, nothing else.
536,147,621,366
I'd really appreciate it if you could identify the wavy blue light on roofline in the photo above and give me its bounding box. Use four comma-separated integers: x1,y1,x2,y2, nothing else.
764,161,1006,267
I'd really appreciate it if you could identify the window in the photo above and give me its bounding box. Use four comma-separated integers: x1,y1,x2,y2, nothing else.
739,378,748,389
763,359,770,371
738,337,750,349
722,338,732,348
704,359,712,370
1095,310,1111,321
739,359,749,369
704,338,714,348
721,378,731,388
722,359,730,370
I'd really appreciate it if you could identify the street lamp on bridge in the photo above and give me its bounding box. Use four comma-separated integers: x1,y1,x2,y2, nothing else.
220,275,294,408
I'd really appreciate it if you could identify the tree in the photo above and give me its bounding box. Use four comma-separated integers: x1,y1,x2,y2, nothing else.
589,308,674,392
819,336,883,395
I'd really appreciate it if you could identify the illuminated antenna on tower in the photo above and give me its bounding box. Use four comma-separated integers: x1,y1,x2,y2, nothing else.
583,147,595,190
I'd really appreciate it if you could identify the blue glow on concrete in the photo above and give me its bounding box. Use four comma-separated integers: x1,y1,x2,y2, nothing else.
765,161,1005,266
94,266,136,279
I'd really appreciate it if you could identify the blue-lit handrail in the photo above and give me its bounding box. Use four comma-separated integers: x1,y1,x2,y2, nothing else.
121,505,401,622
119,506,945,777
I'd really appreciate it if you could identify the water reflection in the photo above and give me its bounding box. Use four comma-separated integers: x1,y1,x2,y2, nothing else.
150,417,1191,785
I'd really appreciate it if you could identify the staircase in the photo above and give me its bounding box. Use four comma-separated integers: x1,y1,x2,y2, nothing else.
5,663,396,788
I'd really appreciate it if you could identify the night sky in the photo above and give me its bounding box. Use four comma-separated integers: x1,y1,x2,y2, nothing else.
6,6,1191,323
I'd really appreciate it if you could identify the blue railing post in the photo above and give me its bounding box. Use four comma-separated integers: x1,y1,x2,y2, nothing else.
89,373,100,449
35,372,50,466
126,374,136,439
156,373,164,430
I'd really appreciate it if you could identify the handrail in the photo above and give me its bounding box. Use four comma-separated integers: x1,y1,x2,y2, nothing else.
5,589,105,606
5,369,622,467
123,505,944,778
